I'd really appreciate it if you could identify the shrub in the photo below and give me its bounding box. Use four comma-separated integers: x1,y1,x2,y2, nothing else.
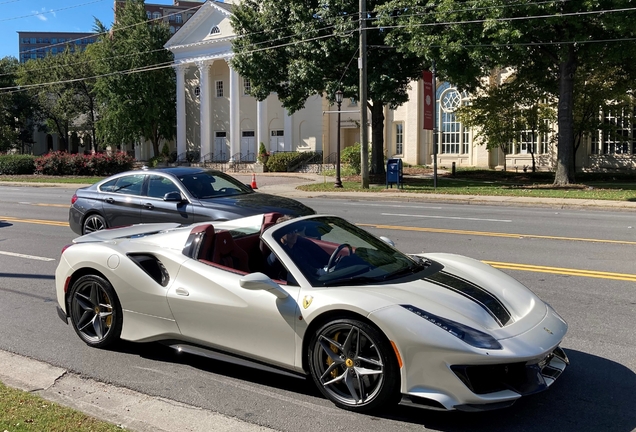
265,151,321,172
0,154,36,175
34,151,135,176
341,143,362,174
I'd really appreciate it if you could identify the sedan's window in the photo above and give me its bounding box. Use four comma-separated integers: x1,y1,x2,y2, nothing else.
178,171,251,199
99,174,145,195
147,175,180,199
111,175,145,196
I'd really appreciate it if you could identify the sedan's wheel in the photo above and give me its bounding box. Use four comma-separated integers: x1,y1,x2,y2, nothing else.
83,214,107,234
68,275,122,348
308,319,400,412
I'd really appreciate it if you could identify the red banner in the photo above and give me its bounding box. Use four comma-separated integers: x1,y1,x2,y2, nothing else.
422,70,433,130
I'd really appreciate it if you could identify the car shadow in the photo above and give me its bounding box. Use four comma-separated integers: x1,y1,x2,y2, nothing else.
0,221,13,228
112,344,635,431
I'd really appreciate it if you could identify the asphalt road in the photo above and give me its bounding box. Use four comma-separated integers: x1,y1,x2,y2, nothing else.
0,184,635,432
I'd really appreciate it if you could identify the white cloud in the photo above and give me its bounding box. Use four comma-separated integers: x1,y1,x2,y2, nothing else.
32,7,54,21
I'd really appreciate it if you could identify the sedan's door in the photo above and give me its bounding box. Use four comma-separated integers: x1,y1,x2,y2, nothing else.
167,260,301,369
141,174,196,225
100,174,145,228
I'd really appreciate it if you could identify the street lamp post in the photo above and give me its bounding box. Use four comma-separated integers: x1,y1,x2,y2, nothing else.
334,90,343,188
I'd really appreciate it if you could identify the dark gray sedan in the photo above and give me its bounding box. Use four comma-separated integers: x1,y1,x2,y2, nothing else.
68,167,315,235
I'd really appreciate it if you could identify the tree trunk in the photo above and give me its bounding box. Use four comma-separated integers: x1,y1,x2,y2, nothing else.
554,48,577,186
369,101,385,175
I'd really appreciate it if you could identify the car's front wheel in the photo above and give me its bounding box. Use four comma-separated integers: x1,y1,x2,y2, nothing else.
68,274,122,348
82,214,107,235
308,318,400,412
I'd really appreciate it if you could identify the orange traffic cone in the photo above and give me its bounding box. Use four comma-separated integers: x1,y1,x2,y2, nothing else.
251,173,258,189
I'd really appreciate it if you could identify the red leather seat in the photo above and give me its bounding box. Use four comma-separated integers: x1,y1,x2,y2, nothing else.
212,231,250,272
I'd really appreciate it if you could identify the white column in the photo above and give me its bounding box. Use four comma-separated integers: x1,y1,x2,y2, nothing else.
229,64,240,162
257,99,267,152
175,64,187,160
197,61,212,163
284,109,292,151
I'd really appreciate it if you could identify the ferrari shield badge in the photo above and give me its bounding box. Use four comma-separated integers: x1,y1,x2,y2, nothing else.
303,295,313,309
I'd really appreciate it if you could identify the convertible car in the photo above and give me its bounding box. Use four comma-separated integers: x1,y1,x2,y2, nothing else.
55,213,568,413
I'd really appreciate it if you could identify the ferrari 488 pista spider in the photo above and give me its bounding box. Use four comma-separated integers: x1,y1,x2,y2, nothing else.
55,213,568,412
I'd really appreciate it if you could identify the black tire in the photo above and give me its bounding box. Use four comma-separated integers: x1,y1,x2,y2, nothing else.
68,274,123,348
308,318,400,412
82,214,107,235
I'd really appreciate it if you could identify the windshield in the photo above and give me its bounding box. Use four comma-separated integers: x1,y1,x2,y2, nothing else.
270,216,427,287
178,171,252,199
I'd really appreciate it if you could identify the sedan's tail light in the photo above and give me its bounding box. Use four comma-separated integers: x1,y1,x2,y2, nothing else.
71,194,78,204
61,244,74,255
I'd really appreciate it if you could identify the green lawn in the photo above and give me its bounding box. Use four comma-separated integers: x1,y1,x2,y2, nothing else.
301,169,636,201
0,382,122,431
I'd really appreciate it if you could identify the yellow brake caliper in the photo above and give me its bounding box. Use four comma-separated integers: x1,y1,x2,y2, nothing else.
327,332,341,379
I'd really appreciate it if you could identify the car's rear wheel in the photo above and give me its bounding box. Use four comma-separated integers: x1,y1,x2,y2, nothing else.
68,275,122,348
83,214,107,235
308,318,400,412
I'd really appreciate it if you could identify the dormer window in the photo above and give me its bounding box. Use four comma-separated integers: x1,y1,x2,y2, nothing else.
210,26,221,35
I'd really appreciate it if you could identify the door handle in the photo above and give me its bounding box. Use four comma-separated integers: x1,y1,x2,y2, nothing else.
175,287,189,296
144,203,154,209
105,197,114,204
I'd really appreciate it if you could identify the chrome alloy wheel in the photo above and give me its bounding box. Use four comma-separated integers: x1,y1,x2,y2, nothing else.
69,275,121,347
310,321,390,409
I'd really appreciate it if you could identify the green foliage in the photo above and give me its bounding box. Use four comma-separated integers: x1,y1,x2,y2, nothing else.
91,0,176,157
16,49,98,151
341,143,362,174
1,57,36,153
257,142,269,164
265,151,320,172
0,154,36,174
377,0,636,185
34,151,135,176
230,0,430,176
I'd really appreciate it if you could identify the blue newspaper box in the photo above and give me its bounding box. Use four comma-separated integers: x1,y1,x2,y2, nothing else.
386,158,403,189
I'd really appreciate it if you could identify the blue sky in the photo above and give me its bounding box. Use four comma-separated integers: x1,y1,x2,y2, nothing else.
0,0,177,59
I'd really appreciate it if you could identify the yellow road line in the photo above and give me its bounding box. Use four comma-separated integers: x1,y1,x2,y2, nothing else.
0,215,69,227
358,223,636,245
483,261,636,282
33,203,68,208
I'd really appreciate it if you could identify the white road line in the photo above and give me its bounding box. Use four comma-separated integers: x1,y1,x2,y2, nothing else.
337,202,443,210
381,213,512,222
0,250,55,261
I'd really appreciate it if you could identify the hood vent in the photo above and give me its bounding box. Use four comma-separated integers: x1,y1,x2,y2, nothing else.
424,271,512,327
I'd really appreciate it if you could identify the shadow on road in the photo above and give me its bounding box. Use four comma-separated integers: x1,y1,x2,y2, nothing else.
112,343,635,432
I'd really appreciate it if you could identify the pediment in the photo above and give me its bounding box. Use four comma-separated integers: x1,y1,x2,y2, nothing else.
165,1,235,51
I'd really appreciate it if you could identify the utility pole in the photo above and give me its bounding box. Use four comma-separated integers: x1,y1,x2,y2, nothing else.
359,0,369,188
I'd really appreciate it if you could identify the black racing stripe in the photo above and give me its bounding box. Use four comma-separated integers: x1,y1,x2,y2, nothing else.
424,271,513,327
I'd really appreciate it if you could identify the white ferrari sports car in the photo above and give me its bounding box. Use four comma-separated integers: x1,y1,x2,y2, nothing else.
55,213,568,413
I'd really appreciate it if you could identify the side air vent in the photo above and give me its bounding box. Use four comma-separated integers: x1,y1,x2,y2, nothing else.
128,254,170,287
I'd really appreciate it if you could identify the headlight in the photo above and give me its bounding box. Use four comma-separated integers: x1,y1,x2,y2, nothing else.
401,305,502,350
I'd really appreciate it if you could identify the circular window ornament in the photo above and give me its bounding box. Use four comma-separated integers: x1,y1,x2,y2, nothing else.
441,89,461,113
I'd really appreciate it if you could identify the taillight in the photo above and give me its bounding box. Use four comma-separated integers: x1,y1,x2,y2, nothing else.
71,194,78,205
63,276,71,293
61,244,73,255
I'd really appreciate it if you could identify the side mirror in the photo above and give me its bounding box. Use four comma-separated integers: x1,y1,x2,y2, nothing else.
239,272,288,299
379,236,395,247
164,191,184,202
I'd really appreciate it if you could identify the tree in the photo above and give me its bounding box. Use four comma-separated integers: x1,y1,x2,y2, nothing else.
230,0,430,180
91,0,176,157
0,57,36,153
16,50,92,152
378,0,636,185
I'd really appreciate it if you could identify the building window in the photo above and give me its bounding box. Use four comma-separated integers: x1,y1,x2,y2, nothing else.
168,14,174,21
215,81,224,98
519,131,537,154
146,11,151,19
437,83,469,155
30,38,36,44
243,78,251,95
169,26,175,34
153,12,161,20
210,26,221,35
175,14,182,23
349,97,357,107
51,38,57,43
395,123,403,155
